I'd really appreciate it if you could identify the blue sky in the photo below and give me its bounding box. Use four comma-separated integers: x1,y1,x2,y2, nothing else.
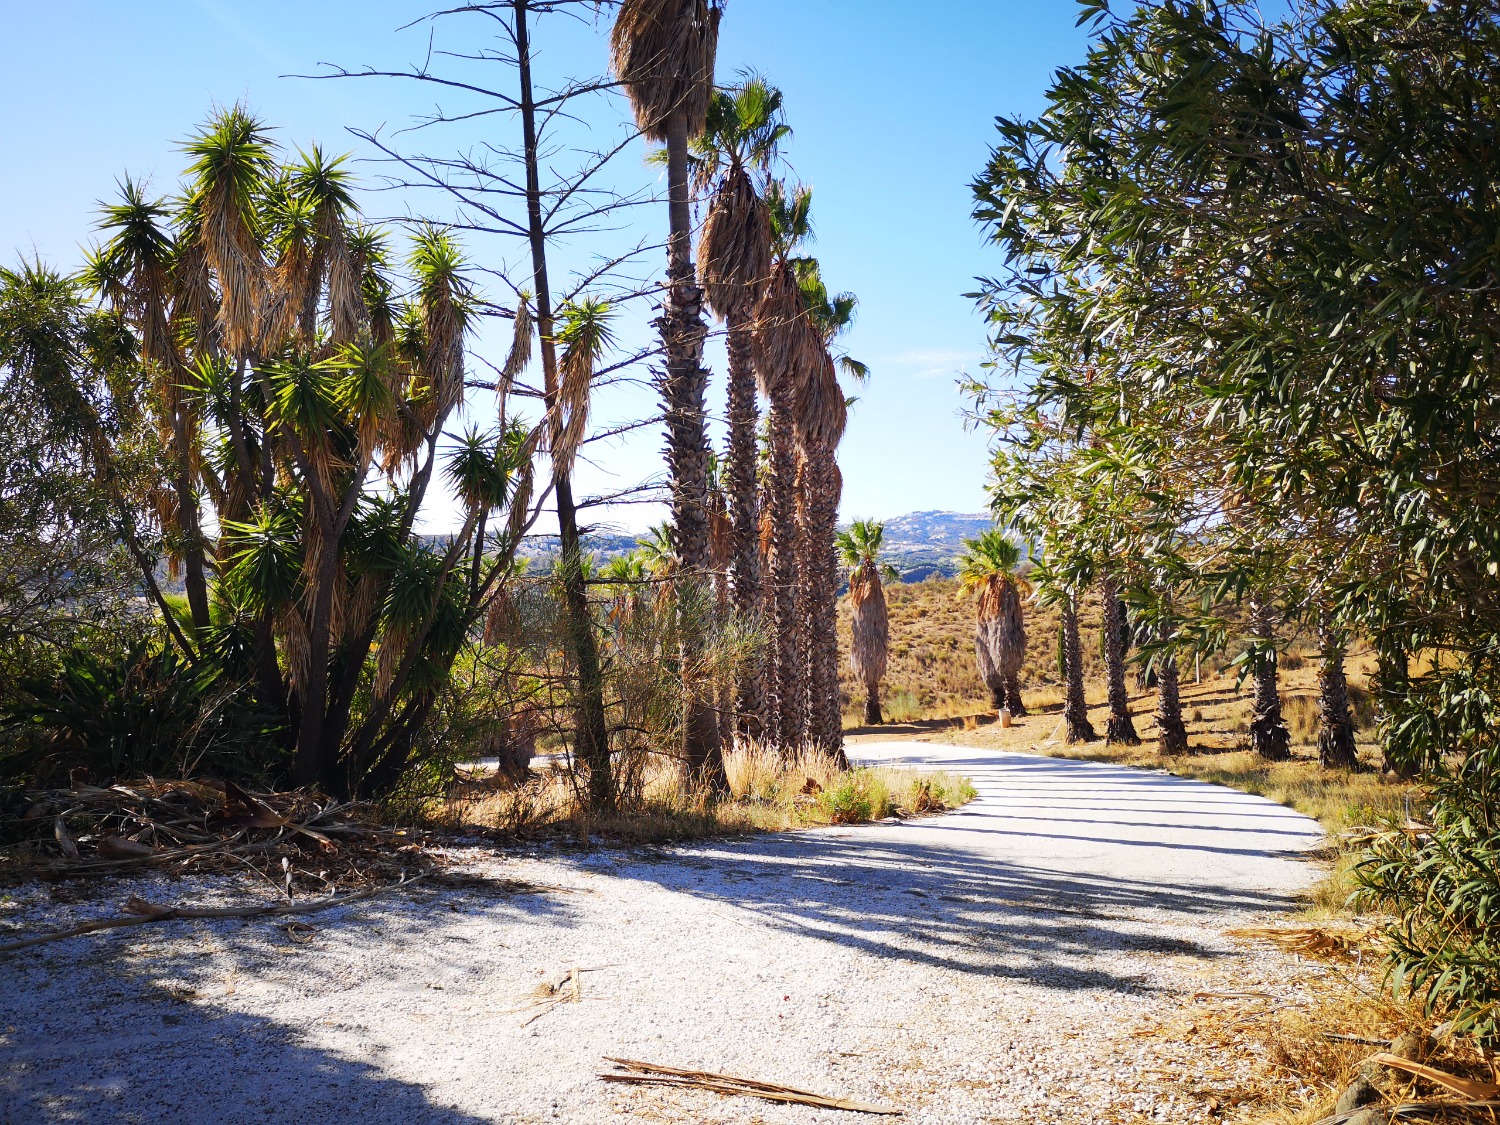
0,1,1092,533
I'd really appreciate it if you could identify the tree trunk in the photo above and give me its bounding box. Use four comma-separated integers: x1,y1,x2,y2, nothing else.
1249,598,1291,761
1376,644,1416,777
1101,577,1140,745
765,398,802,751
1062,597,1097,743
724,307,764,741
517,0,614,811
807,445,845,765
863,681,883,726
1003,674,1026,717
1155,640,1189,756
1316,622,1361,770
658,108,725,792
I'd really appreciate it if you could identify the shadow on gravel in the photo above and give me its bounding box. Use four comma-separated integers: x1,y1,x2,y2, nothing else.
0,880,570,1125
601,834,1293,993
588,750,1316,994
0,1000,493,1125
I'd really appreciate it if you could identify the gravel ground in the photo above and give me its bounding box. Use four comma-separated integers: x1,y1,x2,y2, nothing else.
0,741,1325,1125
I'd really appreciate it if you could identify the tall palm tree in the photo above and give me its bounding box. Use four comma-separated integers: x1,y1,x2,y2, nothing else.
791,258,864,756
696,77,785,741
611,0,724,787
1316,618,1360,770
751,260,820,751
1100,575,1140,745
836,519,895,726
958,530,1029,717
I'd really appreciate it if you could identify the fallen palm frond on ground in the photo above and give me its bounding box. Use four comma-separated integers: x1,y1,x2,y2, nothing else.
1228,925,1377,963
599,1057,903,1115
1,778,440,891
0,875,430,954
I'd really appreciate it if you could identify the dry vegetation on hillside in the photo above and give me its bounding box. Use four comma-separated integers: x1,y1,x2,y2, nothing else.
840,576,1243,728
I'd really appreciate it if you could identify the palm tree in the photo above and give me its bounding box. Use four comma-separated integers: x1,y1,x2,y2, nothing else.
1248,596,1291,761
836,519,895,726
1316,618,1360,769
1100,575,1140,745
751,260,820,751
791,258,864,757
958,530,1029,717
611,0,724,787
696,77,785,740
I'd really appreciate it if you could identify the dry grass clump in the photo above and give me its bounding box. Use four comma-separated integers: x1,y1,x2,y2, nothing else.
426,746,976,844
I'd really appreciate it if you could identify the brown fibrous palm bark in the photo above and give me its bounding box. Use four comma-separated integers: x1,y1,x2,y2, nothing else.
1317,622,1361,770
1249,598,1291,761
1101,577,1140,745
1063,597,1097,743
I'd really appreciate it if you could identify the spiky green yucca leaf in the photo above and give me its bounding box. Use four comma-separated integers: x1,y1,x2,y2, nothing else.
445,425,516,514
221,504,303,613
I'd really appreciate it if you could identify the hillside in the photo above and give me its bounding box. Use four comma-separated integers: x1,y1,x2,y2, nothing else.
875,511,1011,581
836,576,1373,747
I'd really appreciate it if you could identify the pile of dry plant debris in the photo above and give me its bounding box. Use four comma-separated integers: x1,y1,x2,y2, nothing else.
0,778,538,956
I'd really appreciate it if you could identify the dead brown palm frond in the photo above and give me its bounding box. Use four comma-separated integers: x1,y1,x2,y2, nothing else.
610,0,721,142
171,238,221,356
182,106,274,358
751,260,821,400
849,560,890,689
794,349,845,449
504,290,534,381
551,298,615,476
699,163,772,320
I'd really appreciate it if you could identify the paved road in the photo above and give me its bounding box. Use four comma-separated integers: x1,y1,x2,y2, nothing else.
1,743,1325,1125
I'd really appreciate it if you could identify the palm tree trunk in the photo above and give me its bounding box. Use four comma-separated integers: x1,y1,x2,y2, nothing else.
1101,576,1140,745
517,0,613,811
1376,643,1415,777
1317,622,1360,770
1249,597,1291,761
724,307,764,741
807,444,844,764
1003,674,1026,717
766,398,802,751
1155,639,1189,756
1063,596,1097,743
660,107,725,791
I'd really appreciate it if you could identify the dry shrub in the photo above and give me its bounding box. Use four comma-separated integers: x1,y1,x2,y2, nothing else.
427,745,976,843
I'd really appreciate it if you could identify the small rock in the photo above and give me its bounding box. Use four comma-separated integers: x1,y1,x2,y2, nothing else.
1388,1029,1433,1061
1334,1075,1380,1115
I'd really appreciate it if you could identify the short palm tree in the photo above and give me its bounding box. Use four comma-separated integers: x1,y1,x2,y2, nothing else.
958,530,1030,717
611,0,725,788
836,519,896,726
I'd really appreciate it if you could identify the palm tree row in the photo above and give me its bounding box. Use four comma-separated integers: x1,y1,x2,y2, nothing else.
610,0,859,767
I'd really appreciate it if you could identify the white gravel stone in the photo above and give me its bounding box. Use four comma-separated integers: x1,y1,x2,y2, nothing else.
0,741,1325,1124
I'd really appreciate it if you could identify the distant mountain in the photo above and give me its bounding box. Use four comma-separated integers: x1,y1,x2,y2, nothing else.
500,510,1018,583
869,510,1025,583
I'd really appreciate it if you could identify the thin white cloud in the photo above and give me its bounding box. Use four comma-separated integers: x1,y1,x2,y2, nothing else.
876,348,976,381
